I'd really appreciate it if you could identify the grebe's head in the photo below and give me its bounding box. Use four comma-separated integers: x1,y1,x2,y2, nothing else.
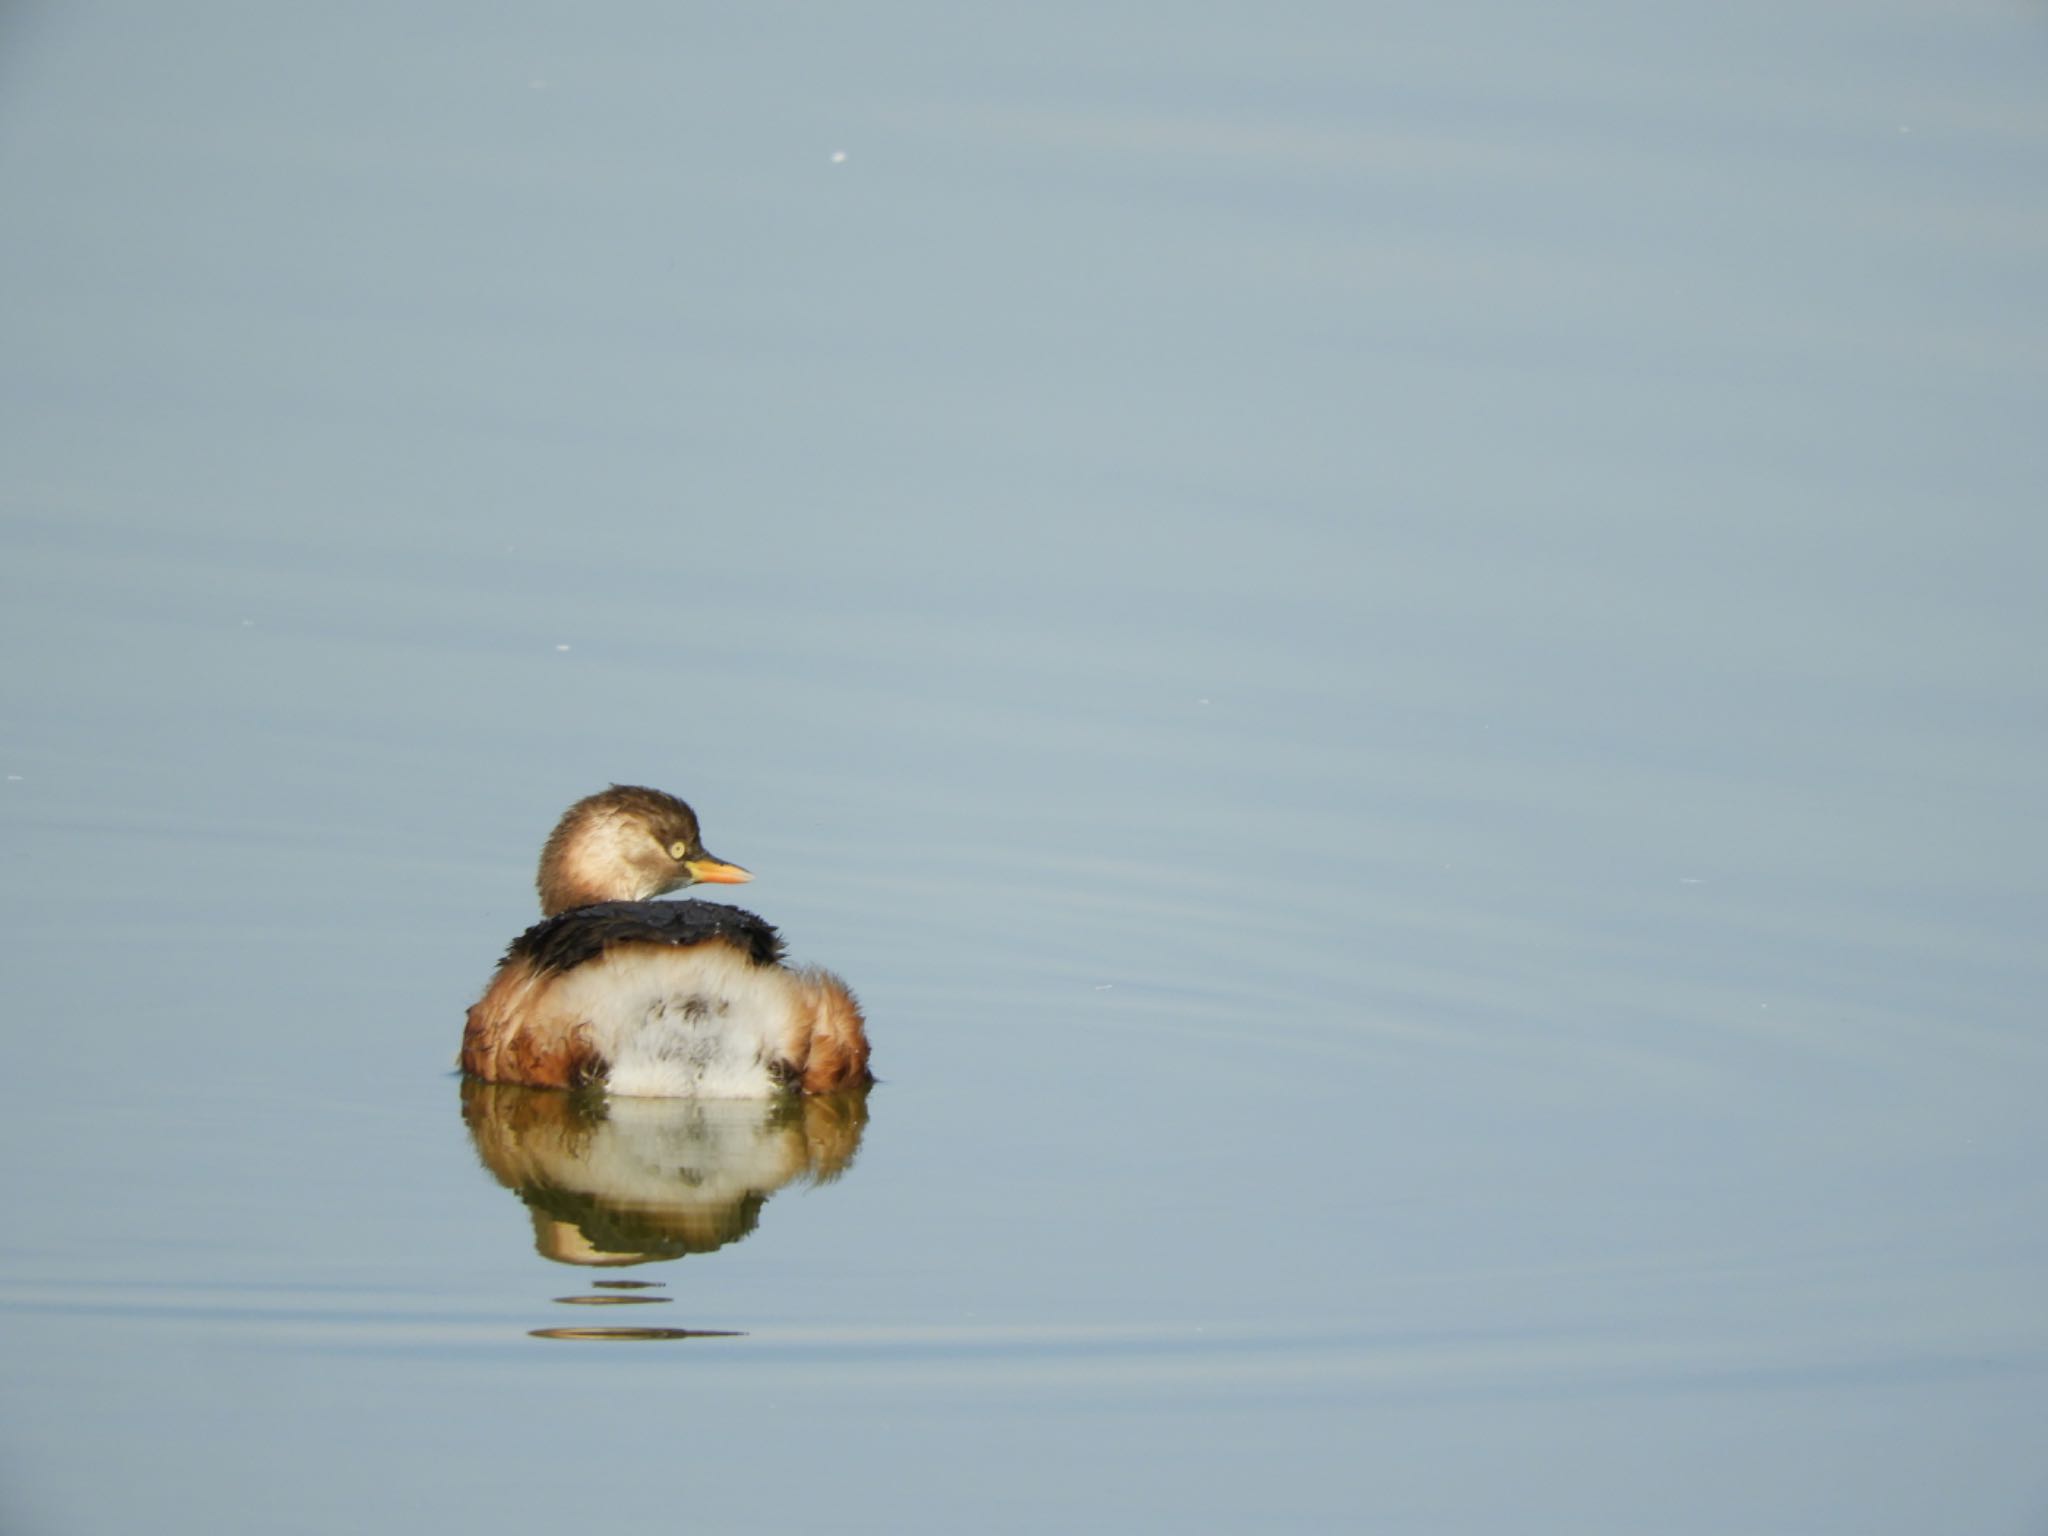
536,785,752,915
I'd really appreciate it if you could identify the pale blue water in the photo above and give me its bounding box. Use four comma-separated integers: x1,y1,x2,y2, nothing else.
3,2,2046,1532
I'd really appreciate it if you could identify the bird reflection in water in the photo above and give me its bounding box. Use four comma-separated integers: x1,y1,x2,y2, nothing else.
460,1079,870,1340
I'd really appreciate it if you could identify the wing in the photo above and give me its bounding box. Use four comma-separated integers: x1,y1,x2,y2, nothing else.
504,899,786,976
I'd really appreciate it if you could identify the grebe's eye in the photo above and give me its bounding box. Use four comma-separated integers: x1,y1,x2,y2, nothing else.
669,841,690,861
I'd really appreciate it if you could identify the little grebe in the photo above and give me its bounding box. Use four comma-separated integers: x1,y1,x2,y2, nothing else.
460,786,870,1097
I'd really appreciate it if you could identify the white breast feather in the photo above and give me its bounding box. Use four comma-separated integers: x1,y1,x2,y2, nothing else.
544,945,801,1098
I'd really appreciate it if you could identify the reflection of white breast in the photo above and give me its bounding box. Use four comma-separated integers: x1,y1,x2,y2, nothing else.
544,944,802,1098
594,1098,809,1205
462,1076,870,1265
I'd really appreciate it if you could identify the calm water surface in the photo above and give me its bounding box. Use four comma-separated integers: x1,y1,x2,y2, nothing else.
3,3,2046,1532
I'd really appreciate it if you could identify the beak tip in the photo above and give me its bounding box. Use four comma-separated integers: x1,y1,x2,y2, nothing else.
685,857,753,886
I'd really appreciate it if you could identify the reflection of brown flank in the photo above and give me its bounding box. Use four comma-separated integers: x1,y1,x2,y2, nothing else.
796,1082,869,1180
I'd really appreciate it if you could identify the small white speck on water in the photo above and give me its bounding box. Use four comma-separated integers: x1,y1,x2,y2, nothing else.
830,150,847,163
1094,983,1114,991
5,775,21,782
1679,876,1704,885
240,618,256,627
555,643,572,652
1197,697,1211,705
529,79,549,91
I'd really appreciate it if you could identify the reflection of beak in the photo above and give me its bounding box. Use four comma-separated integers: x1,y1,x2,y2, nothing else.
684,855,752,886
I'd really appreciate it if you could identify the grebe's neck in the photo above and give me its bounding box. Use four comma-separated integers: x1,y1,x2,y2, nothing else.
537,820,666,914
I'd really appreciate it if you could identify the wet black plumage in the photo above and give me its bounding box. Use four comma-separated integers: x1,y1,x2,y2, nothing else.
504,899,786,976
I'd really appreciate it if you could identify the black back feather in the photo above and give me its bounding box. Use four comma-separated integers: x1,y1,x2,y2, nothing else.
505,899,786,975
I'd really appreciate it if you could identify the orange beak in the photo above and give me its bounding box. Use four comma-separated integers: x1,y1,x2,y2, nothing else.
684,855,753,885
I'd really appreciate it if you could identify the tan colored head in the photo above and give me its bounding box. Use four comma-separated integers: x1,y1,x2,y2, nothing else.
536,785,752,916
